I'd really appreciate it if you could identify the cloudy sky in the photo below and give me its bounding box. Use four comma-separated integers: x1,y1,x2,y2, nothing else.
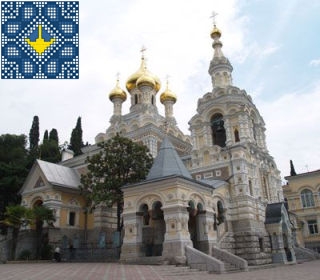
1,0,320,181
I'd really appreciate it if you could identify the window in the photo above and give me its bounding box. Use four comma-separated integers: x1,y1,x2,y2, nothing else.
301,189,315,208
211,113,226,147
249,180,253,196
234,128,240,142
307,220,318,235
69,212,76,226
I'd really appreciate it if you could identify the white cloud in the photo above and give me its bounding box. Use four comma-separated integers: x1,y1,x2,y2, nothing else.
310,59,320,66
260,44,281,56
257,83,320,180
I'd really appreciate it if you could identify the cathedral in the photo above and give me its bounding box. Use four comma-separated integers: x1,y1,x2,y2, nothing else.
19,22,301,270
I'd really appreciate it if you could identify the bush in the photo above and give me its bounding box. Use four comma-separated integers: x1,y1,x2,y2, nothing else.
41,244,53,260
18,249,32,260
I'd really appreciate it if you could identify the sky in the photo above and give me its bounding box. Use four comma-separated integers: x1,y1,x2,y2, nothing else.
1,0,320,181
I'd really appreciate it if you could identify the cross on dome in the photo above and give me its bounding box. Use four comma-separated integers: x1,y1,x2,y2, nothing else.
210,11,218,26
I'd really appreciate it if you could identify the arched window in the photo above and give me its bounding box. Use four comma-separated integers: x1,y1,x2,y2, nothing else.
301,189,315,208
249,180,253,196
234,128,240,142
217,201,224,225
252,119,257,140
211,114,226,147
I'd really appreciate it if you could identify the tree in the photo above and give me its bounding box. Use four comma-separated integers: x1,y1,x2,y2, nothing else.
2,205,32,260
49,128,59,143
80,134,153,233
0,134,28,233
43,130,48,142
69,117,84,156
40,129,61,163
32,205,55,259
28,116,40,164
29,116,39,151
290,160,297,176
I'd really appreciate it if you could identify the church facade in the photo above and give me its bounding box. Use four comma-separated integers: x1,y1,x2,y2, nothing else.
19,23,297,267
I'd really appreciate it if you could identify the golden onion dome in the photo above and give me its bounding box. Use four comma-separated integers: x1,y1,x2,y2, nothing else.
136,70,156,89
210,25,221,39
109,79,127,102
126,56,161,93
160,82,177,104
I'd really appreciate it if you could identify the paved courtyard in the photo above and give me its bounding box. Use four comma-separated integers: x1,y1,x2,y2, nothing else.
0,260,320,280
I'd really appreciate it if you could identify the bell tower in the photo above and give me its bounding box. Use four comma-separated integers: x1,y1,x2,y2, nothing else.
188,19,283,265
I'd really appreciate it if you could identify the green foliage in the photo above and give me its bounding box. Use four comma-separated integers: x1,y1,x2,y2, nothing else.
2,205,33,229
43,130,49,142
2,205,33,260
40,129,61,163
49,128,59,143
29,116,39,151
0,134,28,231
69,117,84,156
41,243,53,260
80,134,153,231
32,206,55,259
32,205,56,228
28,116,40,166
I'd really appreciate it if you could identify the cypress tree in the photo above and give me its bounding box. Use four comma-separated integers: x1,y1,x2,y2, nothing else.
49,128,59,143
69,117,84,156
29,116,39,151
290,160,297,176
40,129,61,163
43,130,48,142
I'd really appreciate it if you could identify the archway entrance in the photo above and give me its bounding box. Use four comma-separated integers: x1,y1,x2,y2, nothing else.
187,201,203,250
140,201,165,257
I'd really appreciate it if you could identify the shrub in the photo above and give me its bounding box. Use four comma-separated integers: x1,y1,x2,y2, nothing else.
18,249,32,260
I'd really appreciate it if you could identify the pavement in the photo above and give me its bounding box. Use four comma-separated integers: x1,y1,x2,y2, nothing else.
0,260,320,280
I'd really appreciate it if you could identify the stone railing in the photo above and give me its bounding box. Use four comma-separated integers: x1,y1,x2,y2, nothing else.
294,246,320,261
212,246,248,271
185,245,225,274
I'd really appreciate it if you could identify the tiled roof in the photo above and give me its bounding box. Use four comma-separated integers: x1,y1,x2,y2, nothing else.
146,137,192,180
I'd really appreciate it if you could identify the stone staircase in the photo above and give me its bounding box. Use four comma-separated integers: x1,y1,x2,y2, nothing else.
152,265,209,277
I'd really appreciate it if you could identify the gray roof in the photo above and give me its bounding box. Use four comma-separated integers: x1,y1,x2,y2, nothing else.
37,159,80,189
146,137,192,180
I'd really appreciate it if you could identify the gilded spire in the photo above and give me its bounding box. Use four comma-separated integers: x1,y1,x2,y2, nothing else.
208,13,233,88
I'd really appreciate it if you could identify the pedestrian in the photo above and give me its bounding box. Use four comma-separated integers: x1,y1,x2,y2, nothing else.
54,246,61,262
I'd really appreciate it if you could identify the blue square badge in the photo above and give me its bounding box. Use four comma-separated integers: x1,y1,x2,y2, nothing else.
1,1,79,79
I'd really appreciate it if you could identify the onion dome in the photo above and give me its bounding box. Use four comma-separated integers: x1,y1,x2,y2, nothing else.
109,79,127,102
126,55,161,92
136,69,156,89
160,81,177,104
210,24,221,39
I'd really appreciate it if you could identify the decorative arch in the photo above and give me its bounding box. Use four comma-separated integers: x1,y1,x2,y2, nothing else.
187,193,206,209
211,113,226,147
31,196,44,208
136,194,164,212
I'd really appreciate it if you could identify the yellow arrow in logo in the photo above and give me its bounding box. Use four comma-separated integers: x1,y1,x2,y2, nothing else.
26,25,55,55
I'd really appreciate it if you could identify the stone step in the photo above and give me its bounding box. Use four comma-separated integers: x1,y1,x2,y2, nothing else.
155,265,209,276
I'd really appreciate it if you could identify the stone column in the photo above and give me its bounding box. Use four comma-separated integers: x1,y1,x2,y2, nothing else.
120,212,143,261
197,210,217,255
162,205,192,265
